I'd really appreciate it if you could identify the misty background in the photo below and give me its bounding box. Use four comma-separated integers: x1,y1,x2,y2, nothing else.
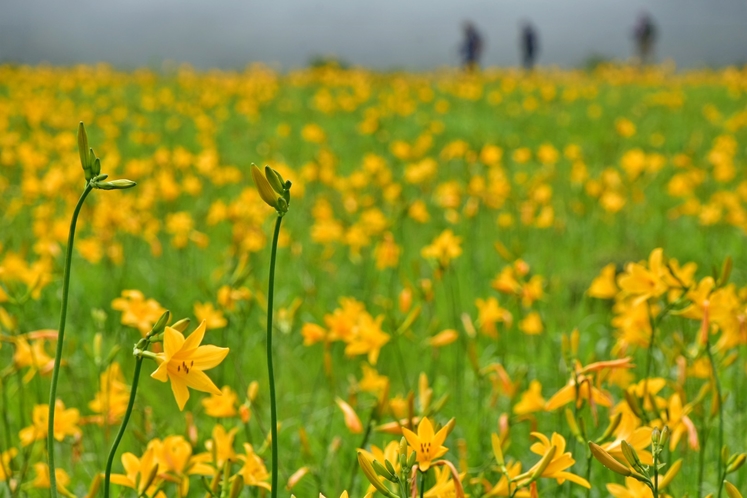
2,0,746,71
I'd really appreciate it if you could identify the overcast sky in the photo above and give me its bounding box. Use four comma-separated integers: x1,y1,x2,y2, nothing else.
2,0,746,70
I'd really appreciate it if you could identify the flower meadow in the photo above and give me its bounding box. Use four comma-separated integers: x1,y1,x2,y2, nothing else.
0,62,746,497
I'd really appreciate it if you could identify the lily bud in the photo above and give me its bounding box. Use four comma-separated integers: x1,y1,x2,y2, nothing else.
565,409,584,444
659,458,682,488
384,459,396,476
142,462,160,493
570,328,580,356
150,310,172,337
528,446,557,482
252,164,280,209
92,156,101,177
229,476,244,498
621,440,644,472
77,122,92,180
589,442,632,476
372,459,396,482
651,427,661,447
265,166,286,195
659,426,670,450
407,449,417,468
171,318,191,332
623,390,643,418
95,179,137,190
726,453,746,474
597,412,623,443
491,433,505,466
725,481,743,498
357,451,396,497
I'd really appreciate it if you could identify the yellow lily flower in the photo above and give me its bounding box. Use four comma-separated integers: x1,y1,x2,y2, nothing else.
402,417,449,471
521,432,590,489
150,320,229,410
201,385,238,418
108,446,162,496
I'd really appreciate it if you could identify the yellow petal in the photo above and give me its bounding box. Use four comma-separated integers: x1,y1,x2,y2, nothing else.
181,320,207,352
170,376,191,410
417,417,435,441
163,327,185,359
108,474,136,489
181,369,222,395
151,358,169,382
189,345,230,370
544,384,576,411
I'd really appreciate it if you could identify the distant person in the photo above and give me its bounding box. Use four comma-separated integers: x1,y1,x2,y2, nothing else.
632,12,657,65
461,22,484,72
520,21,539,70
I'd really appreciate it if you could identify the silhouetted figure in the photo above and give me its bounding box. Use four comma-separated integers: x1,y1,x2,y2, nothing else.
461,22,483,72
632,12,657,65
520,22,539,70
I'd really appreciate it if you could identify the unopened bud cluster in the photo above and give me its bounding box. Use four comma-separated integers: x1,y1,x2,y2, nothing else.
251,164,292,215
78,122,137,191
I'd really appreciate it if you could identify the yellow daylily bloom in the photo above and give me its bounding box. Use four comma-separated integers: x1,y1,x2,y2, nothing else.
201,385,238,418
521,432,590,489
19,401,80,446
238,443,271,490
616,248,669,305
108,446,161,496
150,320,229,410
513,380,546,415
402,417,449,471
588,263,619,299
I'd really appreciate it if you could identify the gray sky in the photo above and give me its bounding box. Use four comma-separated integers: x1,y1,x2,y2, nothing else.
2,0,746,70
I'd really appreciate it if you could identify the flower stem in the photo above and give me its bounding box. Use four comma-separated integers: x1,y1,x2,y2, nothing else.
704,334,724,498
48,183,93,497
266,215,283,498
103,355,144,498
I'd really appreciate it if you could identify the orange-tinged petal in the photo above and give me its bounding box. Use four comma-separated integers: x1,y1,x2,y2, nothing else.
544,384,576,411
335,398,363,434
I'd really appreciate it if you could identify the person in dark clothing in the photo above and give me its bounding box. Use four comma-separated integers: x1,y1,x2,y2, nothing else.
520,21,538,70
461,22,484,72
632,12,657,65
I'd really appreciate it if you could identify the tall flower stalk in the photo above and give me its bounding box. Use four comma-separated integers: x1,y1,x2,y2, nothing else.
48,122,136,497
252,164,291,498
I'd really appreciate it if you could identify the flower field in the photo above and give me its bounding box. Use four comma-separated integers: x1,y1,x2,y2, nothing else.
0,62,746,497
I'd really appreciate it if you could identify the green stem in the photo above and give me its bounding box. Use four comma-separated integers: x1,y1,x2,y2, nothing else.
104,355,144,498
652,445,658,498
48,184,93,497
704,335,724,498
419,470,425,498
266,216,283,498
